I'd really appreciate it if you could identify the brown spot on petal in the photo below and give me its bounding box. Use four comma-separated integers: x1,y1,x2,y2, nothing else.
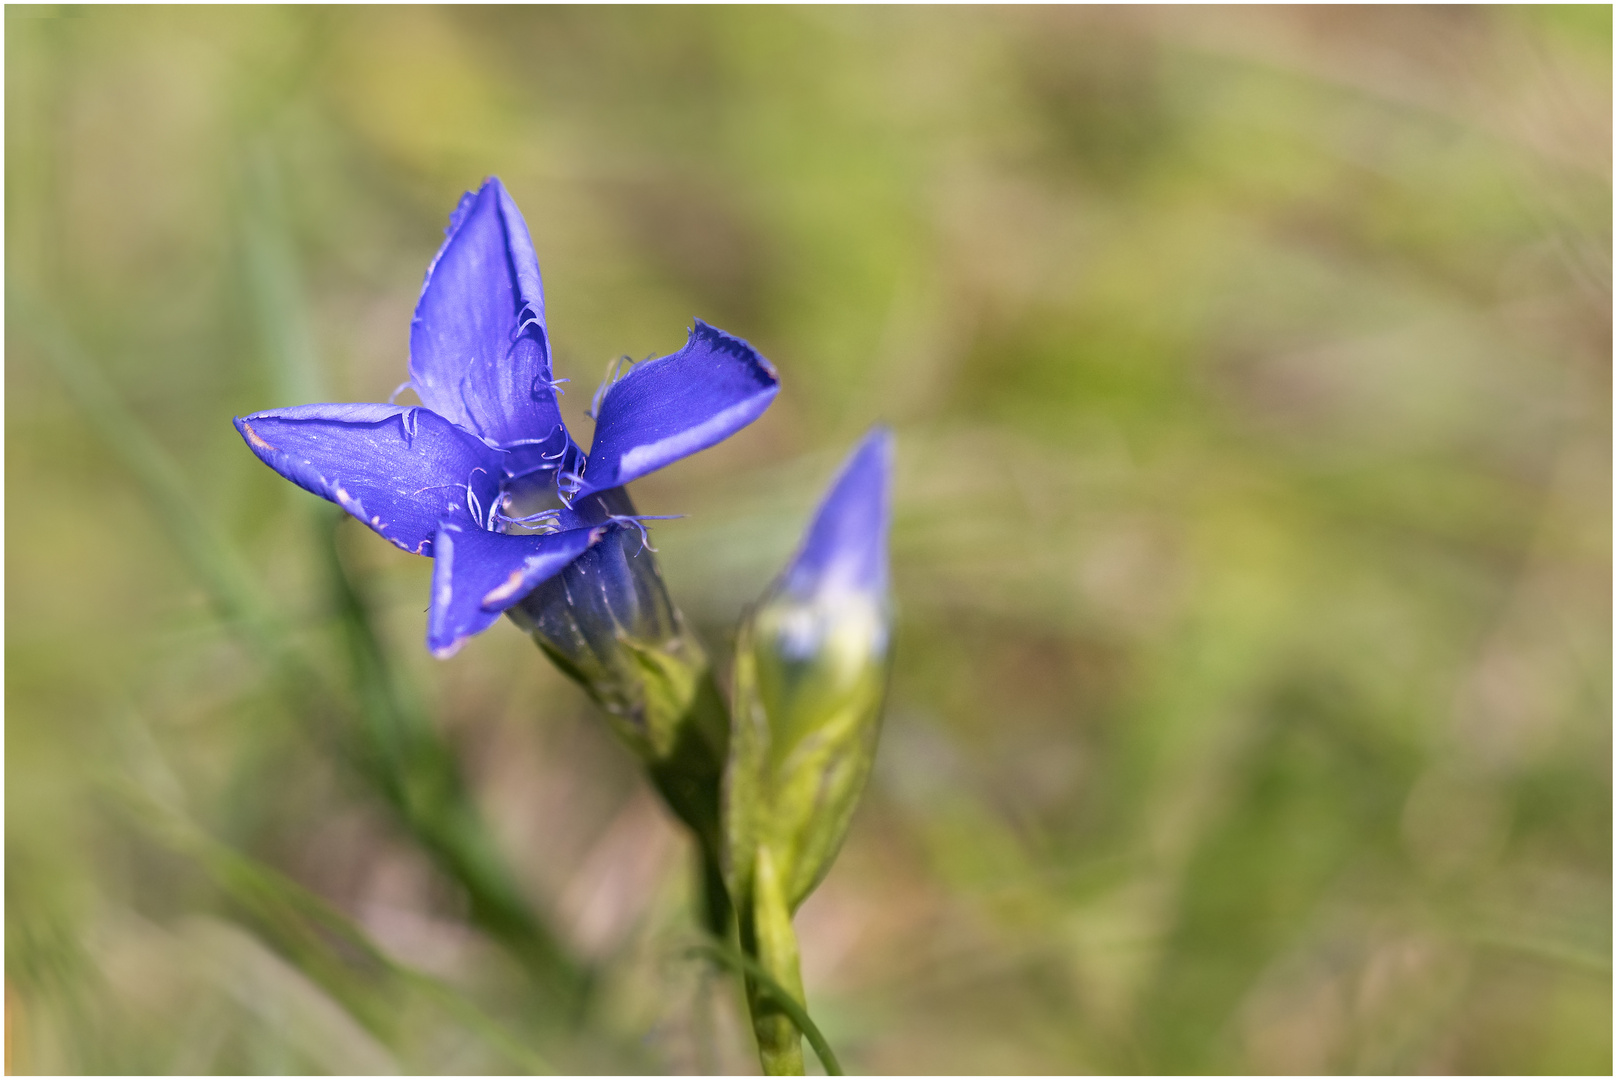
482,568,528,607
241,421,276,453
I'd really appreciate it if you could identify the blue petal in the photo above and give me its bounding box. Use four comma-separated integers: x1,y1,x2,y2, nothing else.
574,320,779,498
235,403,504,555
409,177,571,472
426,522,603,657
780,427,894,603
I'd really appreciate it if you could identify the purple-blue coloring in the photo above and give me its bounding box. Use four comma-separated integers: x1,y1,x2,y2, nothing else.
780,426,894,606
235,177,778,657
576,321,778,498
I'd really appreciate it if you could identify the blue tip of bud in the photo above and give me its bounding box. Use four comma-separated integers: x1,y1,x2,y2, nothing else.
764,426,895,667
779,425,893,608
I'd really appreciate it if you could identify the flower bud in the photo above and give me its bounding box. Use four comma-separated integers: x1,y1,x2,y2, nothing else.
725,428,894,912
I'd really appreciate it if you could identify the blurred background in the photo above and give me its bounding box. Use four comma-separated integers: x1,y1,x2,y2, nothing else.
6,5,1611,1074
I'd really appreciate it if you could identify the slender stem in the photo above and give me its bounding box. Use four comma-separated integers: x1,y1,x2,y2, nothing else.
689,938,844,1076
697,845,734,940
740,846,808,1075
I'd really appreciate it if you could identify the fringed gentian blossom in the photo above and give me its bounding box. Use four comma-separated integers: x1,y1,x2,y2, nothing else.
235,177,778,657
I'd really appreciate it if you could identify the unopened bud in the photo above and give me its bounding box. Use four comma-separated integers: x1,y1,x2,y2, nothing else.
725,428,894,912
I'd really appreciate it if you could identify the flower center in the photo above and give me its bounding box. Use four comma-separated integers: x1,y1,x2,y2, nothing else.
497,471,568,535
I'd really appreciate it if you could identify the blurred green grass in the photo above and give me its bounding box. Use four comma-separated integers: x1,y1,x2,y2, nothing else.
6,5,1610,1074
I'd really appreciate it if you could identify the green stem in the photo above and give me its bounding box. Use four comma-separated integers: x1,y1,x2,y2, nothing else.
697,845,735,940
690,938,844,1076
742,846,808,1075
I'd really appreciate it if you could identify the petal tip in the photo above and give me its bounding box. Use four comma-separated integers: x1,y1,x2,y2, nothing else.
690,318,779,383
857,424,896,466
782,426,895,602
429,637,466,660
577,321,781,494
234,416,277,455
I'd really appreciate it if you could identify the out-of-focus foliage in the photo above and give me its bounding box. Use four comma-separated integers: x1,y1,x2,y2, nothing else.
6,6,1609,1074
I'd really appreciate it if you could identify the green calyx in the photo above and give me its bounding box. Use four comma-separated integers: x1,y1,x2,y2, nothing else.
723,595,890,918
532,616,730,857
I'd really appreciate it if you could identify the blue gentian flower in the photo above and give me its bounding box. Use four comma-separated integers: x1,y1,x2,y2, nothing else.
236,177,778,657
